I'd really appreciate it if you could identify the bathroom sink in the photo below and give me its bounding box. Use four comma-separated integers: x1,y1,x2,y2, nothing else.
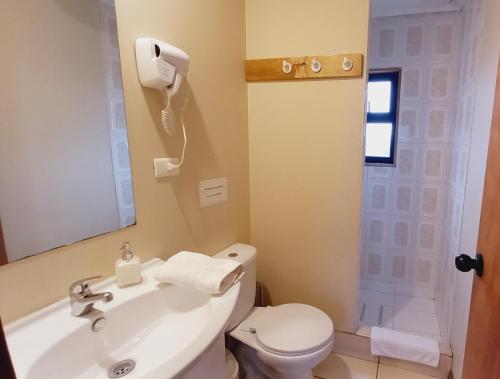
5,259,240,379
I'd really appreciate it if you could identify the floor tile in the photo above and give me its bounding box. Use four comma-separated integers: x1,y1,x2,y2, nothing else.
393,308,440,335
335,330,378,362
359,302,380,325
313,353,377,379
395,295,437,314
356,326,372,338
381,306,394,328
395,284,435,299
377,364,436,379
359,302,394,328
359,302,375,325
360,290,395,306
360,279,395,294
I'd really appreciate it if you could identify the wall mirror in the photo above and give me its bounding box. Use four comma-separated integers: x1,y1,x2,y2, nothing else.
0,0,135,265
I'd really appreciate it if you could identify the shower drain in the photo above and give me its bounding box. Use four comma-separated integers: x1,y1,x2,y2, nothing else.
108,359,136,378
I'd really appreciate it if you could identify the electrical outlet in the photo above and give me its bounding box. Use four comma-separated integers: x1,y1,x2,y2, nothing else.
154,158,180,177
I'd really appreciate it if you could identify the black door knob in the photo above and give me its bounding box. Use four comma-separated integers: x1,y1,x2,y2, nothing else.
455,253,484,277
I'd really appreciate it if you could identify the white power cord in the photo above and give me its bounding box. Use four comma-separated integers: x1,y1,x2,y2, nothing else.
161,87,190,170
161,89,176,135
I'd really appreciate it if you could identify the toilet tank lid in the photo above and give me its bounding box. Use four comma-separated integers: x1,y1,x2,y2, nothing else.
253,304,333,355
213,243,256,264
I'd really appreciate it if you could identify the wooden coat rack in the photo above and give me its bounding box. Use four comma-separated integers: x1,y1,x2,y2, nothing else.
245,53,363,81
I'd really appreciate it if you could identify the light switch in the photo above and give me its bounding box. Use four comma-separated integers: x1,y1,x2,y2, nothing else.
199,177,228,207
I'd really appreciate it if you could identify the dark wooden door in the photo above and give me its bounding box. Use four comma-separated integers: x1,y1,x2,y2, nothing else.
462,61,500,378
0,319,16,379
0,220,7,265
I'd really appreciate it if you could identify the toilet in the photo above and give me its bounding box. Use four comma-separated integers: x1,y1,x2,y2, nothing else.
214,243,334,379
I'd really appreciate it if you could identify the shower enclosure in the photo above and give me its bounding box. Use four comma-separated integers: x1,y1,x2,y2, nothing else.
359,0,484,345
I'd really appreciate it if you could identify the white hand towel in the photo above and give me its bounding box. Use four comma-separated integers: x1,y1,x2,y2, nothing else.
154,251,243,294
371,327,440,367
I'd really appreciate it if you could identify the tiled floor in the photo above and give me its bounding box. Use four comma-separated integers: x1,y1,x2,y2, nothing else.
358,280,442,342
313,353,437,379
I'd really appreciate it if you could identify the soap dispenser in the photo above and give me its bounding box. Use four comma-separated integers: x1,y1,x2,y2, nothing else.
115,241,142,287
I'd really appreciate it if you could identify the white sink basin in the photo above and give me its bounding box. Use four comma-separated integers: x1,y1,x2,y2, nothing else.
5,259,240,379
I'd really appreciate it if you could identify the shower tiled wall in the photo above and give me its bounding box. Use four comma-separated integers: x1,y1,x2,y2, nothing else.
435,0,484,341
361,12,463,299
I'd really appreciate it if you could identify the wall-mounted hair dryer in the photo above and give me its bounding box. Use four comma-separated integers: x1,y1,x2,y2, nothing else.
135,38,190,173
135,38,189,96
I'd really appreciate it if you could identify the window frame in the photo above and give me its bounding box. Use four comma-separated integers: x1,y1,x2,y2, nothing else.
365,68,402,166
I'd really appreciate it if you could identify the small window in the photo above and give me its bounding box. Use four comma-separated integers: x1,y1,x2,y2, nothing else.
365,69,401,166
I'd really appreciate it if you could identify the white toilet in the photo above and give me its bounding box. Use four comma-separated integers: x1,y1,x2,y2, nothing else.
214,243,334,379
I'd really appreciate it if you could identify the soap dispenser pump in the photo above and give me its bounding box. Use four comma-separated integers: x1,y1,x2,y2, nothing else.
115,241,142,288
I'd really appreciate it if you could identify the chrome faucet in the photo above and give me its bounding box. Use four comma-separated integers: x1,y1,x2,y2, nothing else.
69,275,113,317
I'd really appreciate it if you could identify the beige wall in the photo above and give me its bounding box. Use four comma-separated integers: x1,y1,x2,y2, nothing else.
246,0,370,332
0,0,250,323
0,0,369,332
0,0,120,262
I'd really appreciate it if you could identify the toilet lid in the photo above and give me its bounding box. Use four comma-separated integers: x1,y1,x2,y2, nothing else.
253,304,333,355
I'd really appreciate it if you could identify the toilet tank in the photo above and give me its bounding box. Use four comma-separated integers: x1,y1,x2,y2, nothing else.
213,243,256,331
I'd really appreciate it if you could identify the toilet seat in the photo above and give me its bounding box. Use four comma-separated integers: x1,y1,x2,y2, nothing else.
252,304,333,356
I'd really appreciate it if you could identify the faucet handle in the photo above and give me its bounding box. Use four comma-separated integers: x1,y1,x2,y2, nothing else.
69,275,102,296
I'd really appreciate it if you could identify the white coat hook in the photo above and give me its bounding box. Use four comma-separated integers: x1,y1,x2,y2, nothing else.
342,57,353,71
282,60,292,74
311,58,322,73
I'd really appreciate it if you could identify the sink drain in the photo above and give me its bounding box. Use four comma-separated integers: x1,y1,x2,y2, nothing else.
108,359,136,378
